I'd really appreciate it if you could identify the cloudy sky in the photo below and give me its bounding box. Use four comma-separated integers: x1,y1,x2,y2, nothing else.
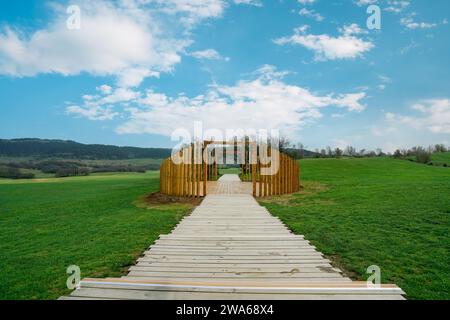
0,0,449,152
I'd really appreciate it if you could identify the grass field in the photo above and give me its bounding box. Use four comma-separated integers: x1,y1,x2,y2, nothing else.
259,157,450,300
431,152,450,166
0,157,164,179
0,172,192,300
1,158,449,300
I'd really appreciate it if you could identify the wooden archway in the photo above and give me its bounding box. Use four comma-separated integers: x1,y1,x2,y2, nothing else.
159,140,300,197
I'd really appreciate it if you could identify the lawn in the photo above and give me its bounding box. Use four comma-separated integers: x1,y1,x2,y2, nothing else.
0,172,191,300
259,157,450,300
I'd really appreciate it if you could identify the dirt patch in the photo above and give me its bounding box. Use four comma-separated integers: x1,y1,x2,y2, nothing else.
325,254,361,281
300,181,330,195
142,192,203,206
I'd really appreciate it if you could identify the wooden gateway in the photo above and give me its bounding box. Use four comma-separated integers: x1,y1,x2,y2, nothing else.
159,140,300,198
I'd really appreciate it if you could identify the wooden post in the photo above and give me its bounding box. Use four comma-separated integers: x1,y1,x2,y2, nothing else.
258,158,262,197
287,157,290,194
277,157,281,195
178,161,181,196
214,149,218,180
263,164,267,197
290,158,293,193
195,162,199,197
169,159,172,195
268,148,272,196
180,158,185,197
282,154,286,194
190,146,194,197
203,144,207,197
252,163,256,197
284,155,288,194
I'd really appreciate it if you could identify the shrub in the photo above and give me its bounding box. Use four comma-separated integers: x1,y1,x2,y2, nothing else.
90,165,149,173
415,147,432,164
393,149,403,159
55,167,90,178
434,144,447,153
0,166,35,179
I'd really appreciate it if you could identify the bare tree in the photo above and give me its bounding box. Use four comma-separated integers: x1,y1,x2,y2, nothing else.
345,146,356,157
298,143,305,159
326,146,333,157
359,149,366,157
435,144,447,153
376,148,383,157
278,136,291,153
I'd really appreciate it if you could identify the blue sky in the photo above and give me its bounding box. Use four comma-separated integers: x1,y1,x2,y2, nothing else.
0,0,449,152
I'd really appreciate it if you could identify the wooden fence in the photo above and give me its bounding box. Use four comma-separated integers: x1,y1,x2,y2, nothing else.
159,143,217,198
160,141,300,198
248,152,300,197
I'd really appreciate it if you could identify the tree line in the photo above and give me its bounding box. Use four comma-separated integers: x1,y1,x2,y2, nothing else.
0,138,172,160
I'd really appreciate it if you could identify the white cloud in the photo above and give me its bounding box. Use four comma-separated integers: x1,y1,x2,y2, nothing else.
386,99,450,134
148,0,227,27
339,23,368,36
233,0,263,7
66,85,143,120
97,84,113,95
400,17,437,29
66,105,118,121
299,8,324,22
0,1,188,87
384,0,410,13
371,125,397,137
274,24,374,61
65,65,367,138
377,74,391,90
378,75,392,83
188,49,229,61
354,0,378,7
66,66,367,139
0,0,245,87
355,0,410,15
298,0,317,4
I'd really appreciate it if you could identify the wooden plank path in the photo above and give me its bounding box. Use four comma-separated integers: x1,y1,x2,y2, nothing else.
62,175,405,300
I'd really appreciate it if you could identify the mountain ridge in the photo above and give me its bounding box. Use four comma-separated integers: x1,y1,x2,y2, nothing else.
0,138,172,160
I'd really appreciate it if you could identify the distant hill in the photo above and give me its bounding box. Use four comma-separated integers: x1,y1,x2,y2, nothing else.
0,138,318,161
0,138,172,160
285,148,318,159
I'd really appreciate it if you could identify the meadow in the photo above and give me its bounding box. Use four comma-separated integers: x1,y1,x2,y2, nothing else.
431,152,450,166
0,172,192,300
0,157,449,300
259,157,450,300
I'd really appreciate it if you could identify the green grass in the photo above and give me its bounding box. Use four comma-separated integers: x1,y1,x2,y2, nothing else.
0,172,191,300
19,168,54,179
431,152,450,166
259,157,450,300
405,152,450,167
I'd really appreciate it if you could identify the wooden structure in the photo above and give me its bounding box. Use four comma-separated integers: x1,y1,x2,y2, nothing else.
159,140,300,198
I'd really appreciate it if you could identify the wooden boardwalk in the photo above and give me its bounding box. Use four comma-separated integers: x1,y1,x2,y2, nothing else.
62,175,405,300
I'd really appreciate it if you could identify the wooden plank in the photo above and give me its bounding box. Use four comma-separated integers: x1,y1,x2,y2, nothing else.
137,260,333,267
70,287,405,300
130,266,342,274
82,279,403,291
